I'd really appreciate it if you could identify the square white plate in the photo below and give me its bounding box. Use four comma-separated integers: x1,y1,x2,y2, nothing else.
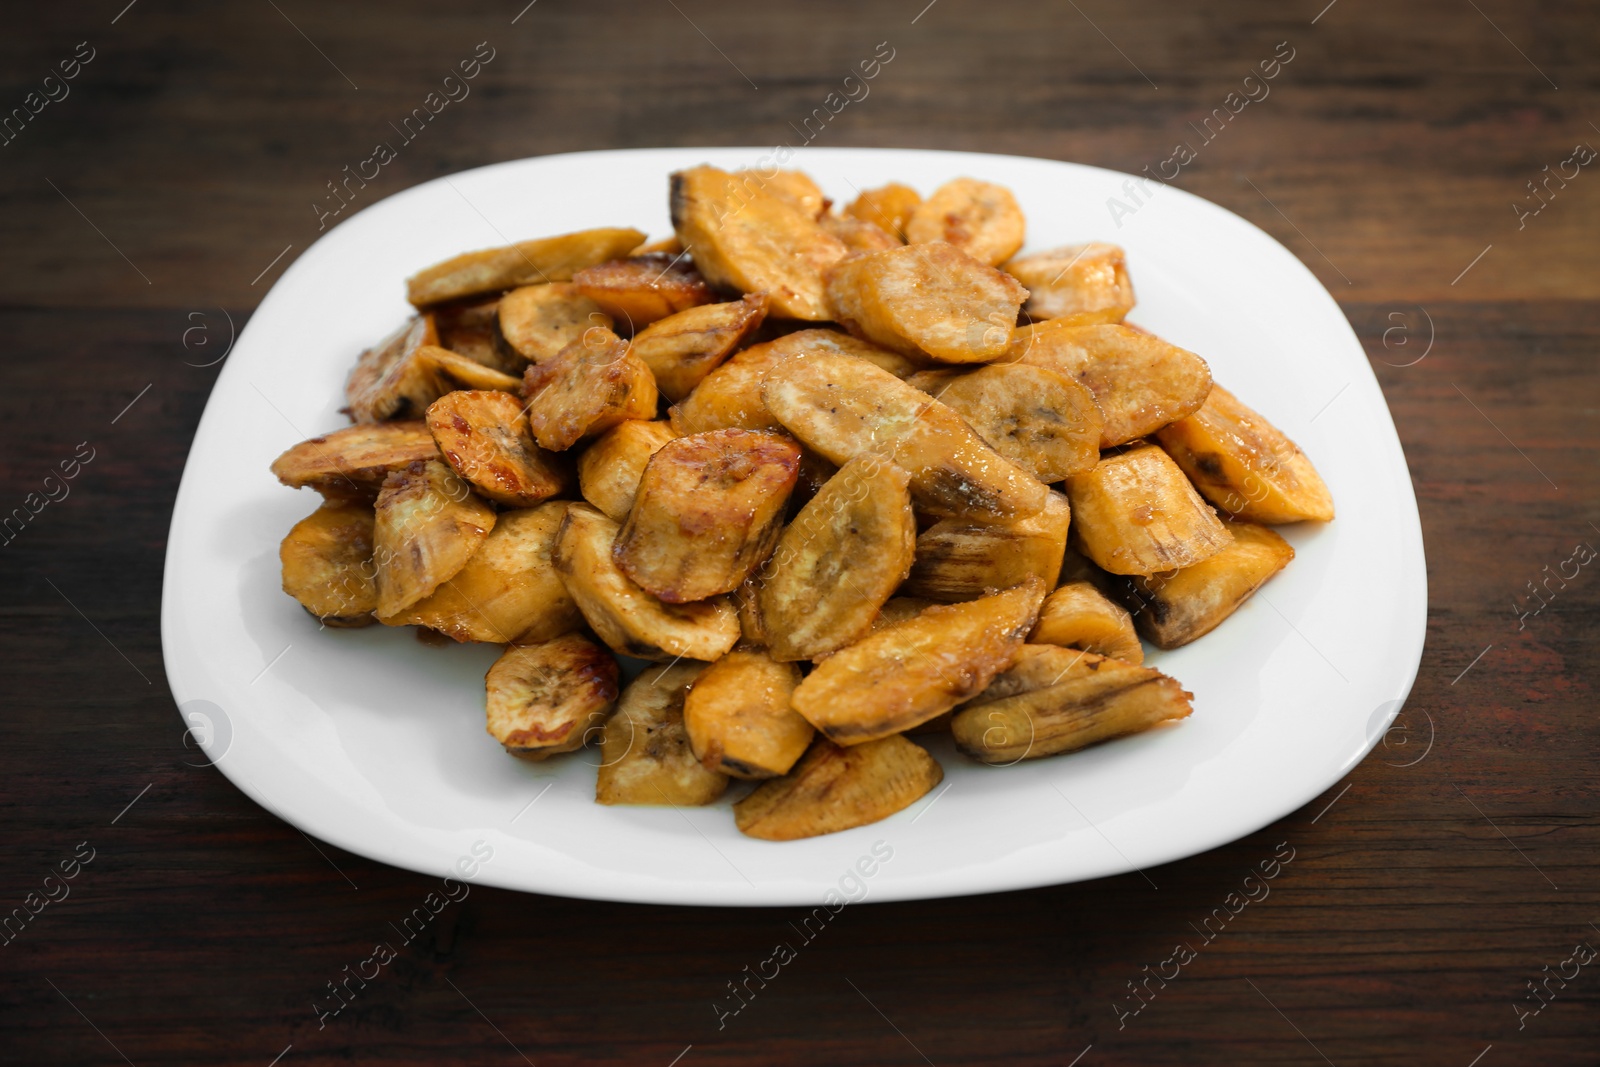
162,147,1426,905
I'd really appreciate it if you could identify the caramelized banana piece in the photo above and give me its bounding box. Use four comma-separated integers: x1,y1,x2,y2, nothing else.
825,241,1028,363
844,182,921,241
670,165,850,320
271,421,440,499
486,633,618,758
1124,521,1294,648
615,429,801,603
628,294,768,401
1002,243,1134,323
904,491,1071,602
425,390,568,507
734,735,943,841
757,455,917,662
819,213,900,253
905,177,1025,266
912,363,1101,481
683,650,810,778
371,460,496,617
497,283,612,364
747,168,827,218
553,503,739,661
420,345,523,391
952,646,1190,763
406,226,646,306
576,420,678,521
521,328,659,451
346,316,441,423
810,597,938,665
791,578,1046,745
1066,442,1233,575
572,254,715,329
761,349,1048,521
382,502,580,643
597,661,727,806
1008,323,1212,448
280,502,378,626
1030,581,1143,664
1155,384,1334,523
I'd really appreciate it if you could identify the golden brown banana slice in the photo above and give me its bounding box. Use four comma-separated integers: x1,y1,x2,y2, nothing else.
904,491,1071,602
420,345,523,391
345,316,440,423
791,578,1046,745
670,165,850,320
819,213,901,254
912,363,1102,482
760,349,1048,521
825,241,1029,363
1002,242,1134,323
1008,323,1212,448
905,177,1025,266
497,283,612,364
576,420,679,521
571,253,715,329
382,502,581,643
1030,581,1143,664
1124,521,1294,648
844,182,921,241
425,389,568,507
734,734,943,841
371,460,496,618
428,295,515,373
757,455,917,662
809,597,937,665
747,168,827,218
597,661,728,806
615,429,801,603
552,503,739,661
279,502,378,626
521,328,659,451
951,646,1191,764
270,421,440,500
683,650,810,778
627,293,768,402
1155,384,1334,523
406,226,646,306
485,633,618,758
1066,442,1233,575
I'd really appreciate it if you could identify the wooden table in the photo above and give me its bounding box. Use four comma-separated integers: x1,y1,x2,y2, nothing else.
4,1,1596,1063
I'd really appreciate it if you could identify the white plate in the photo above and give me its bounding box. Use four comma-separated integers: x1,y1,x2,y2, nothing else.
162,147,1426,905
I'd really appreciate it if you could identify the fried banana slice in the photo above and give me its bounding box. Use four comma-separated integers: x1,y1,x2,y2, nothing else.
497,283,612,364
1124,521,1294,648
572,254,715,330
1066,442,1233,575
951,646,1191,764
757,455,917,662
615,429,800,602
791,578,1046,744
553,503,740,661
1002,242,1134,323
628,293,768,402
371,460,496,618
905,177,1025,266
382,502,581,643
425,389,568,506
735,734,943,840
820,213,901,253
576,419,679,521
904,491,1071,602
271,421,440,499
748,168,827,218
1030,581,1143,664
911,363,1101,481
825,241,1028,363
1155,384,1334,523
280,502,378,626
761,349,1048,521
1008,323,1212,448
346,316,440,423
596,661,727,806
421,345,523,391
844,182,921,241
406,226,646,306
521,328,659,450
428,295,516,373
670,164,850,320
683,650,810,778
486,633,618,758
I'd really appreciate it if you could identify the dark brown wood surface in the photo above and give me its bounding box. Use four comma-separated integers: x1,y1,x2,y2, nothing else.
3,1,1597,1064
